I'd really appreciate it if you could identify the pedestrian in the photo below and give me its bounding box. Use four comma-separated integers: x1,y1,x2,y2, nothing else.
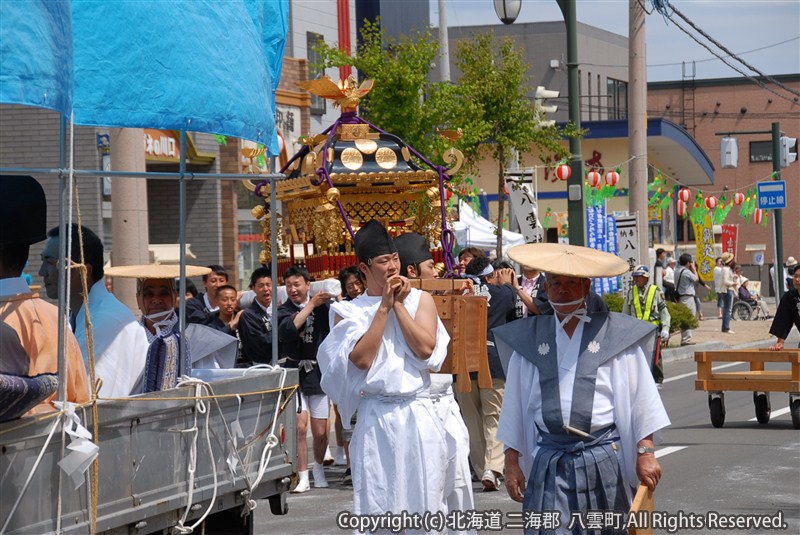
460,256,517,492
495,243,670,535
738,277,771,320
512,264,547,318
622,265,671,387
674,253,700,346
457,246,486,275
713,257,724,319
185,265,229,326
279,266,334,492
395,232,475,520
0,176,89,411
768,268,800,351
209,284,243,335
662,256,676,301
39,223,149,397
237,266,276,366
318,220,449,525
720,252,737,334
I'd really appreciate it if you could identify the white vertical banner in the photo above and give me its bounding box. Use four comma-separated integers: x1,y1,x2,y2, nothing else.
505,173,544,243
615,213,639,296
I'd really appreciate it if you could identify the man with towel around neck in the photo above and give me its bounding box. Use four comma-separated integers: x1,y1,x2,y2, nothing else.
494,243,670,535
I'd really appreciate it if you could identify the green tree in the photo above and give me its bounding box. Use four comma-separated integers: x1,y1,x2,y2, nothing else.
451,32,581,258
313,19,453,164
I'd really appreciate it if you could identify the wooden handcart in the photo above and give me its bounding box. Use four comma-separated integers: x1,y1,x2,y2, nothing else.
695,349,800,429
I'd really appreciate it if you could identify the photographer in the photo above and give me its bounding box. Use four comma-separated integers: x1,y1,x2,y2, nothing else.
674,254,700,346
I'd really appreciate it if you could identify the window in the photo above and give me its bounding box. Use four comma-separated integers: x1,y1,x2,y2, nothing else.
307,32,326,116
749,141,772,163
676,219,695,243
607,78,628,120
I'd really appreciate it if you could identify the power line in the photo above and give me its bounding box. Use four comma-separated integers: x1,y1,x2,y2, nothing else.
579,37,800,69
668,4,800,98
664,15,799,105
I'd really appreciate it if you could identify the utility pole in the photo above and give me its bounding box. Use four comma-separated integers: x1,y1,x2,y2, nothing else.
438,0,450,82
110,128,150,311
556,0,585,245
628,0,649,260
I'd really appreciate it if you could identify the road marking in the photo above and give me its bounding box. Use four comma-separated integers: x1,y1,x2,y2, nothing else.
655,446,687,458
748,406,791,421
663,361,743,383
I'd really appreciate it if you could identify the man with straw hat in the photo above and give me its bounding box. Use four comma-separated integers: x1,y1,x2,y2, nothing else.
494,243,670,535
105,263,210,392
318,220,449,522
0,175,89,412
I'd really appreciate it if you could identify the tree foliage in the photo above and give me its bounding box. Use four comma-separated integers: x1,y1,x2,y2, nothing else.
450,32,581,257
313,19,453,164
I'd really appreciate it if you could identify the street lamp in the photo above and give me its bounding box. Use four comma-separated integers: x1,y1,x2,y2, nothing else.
494,0,522,24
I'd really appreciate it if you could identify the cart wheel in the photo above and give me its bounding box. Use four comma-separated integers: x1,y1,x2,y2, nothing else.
791,398,800,430
753,392,771,424
709,395,725,428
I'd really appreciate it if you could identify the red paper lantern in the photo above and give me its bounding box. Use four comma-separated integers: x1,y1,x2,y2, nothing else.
555,164,571,181
705,195,718,210
677,199,687,218
753,208,763,224
587,170,602,188
605,170,619,187
734,192,745,205
679,188,691,203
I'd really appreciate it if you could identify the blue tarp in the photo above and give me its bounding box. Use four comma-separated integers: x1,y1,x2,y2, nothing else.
0,0,287,147
0,0,73,115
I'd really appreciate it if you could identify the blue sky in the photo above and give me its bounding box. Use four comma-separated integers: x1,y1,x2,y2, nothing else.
430,0,800,82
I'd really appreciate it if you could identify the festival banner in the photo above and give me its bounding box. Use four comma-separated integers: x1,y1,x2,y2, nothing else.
615,214,639,297
721,224,738,257
555,212,569,244
693,213,716,283
506,178,544,243
606,215,620,293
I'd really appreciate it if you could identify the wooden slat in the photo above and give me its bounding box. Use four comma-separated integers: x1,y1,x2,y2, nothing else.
710,370,792,380
694,350,800,363
695,379,800,392
628,485,655,535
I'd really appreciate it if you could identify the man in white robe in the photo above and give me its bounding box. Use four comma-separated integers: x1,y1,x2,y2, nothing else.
318,221,449,532
495,243,670,535
394,232,474,524
40,224,148,397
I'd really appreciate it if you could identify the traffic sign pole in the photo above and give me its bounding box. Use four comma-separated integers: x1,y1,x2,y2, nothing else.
772,122,785,301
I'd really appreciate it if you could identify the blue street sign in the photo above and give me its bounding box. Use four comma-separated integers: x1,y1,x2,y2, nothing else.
757,180,787,210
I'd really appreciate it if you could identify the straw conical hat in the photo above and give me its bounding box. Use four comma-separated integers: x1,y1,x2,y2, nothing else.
508,243,629,278
104,264,211,279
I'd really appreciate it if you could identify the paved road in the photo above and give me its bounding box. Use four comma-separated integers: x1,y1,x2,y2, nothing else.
255,333,800,534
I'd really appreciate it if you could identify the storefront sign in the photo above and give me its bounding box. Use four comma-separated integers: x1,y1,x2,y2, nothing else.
144,129,180,162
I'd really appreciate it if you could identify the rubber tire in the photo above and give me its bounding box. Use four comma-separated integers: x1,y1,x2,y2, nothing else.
753,392,771,424
202,509,254,535
731,301,752,321
269,491,289,515
791,399,800,430
709,396,725,428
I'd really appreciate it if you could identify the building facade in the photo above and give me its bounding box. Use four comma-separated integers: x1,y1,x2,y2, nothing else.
648,75,800,280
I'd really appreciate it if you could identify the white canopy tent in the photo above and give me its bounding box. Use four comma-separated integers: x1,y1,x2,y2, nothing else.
451,200,527,252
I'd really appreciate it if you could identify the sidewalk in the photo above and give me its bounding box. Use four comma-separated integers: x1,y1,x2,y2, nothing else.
661,298,798,364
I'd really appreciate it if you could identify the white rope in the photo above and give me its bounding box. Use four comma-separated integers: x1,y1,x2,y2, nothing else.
1,416,62,534
239,364,288,515
172,378,218,534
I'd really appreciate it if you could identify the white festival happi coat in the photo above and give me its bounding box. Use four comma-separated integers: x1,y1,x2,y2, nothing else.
318,288,450,527
75,280,149,397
